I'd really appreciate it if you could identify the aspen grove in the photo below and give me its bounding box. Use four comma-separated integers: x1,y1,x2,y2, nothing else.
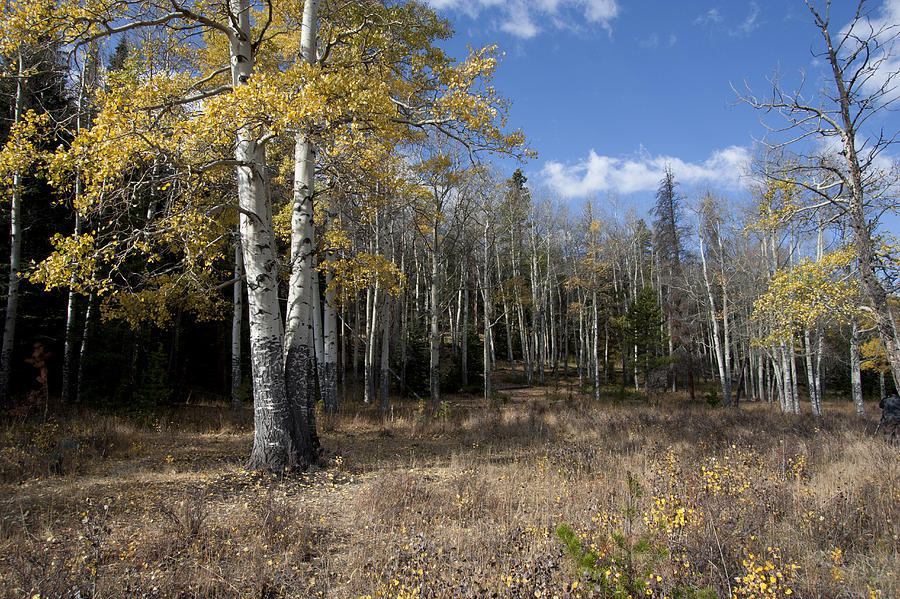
1,2,900,597
0,0,898,464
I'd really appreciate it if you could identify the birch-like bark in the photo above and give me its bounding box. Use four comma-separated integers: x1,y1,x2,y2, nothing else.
0,54,25,401
76,295,95,403
231,235,244,409
311,257,325,388
62,219,83,404
699,219,731,406
529,228,543,385
230,0,296,470
496,248,513,363
281,0,321,465
352,298,360,401
461,285,469,388
718,235,733,407
850,321,865,417
364,214,380,405
380,296,391,411
399,239,409,395
482,218,492,402
789,338,801,414
804,328,820,416
577,291,584,388
322,258,339,412
592,291,600,401
283,130,316,459
63,53,95,405
429,222,441,408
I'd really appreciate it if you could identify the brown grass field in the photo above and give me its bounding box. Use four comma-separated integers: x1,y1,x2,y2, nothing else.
1,372,898,598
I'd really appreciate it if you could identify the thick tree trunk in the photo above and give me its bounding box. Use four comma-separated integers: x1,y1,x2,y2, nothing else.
230,0,300,470
283,129,316,464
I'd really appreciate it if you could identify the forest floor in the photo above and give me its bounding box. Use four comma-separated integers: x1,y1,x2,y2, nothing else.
0,369,898,598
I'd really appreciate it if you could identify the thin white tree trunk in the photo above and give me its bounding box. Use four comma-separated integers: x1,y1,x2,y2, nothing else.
365,279,379,405
311,256,325,385
0,54,25,401
380,296,391,411
850,321,865,417
76,295,94,403
496,248,513,363
804,328,820,416
429,224,441,408
231,235,243,409
699,223,731,406
322,254,338,412
482,219,492,402
461,285,469,388
592,291,600,401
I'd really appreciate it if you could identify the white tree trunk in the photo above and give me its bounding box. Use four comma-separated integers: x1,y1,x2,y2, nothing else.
380,296,391,411
699,223,731,406
76,295,94,403
850,321,865,417
321,256,339,412
482,219,492,402
592,291,600,401
230,0,296,469
0,54,25,401
231,235,243,409
429,223,441,408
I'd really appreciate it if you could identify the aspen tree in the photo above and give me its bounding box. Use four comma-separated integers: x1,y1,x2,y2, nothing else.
740,0,900,390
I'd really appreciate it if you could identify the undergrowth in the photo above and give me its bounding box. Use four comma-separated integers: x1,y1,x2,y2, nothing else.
0,387,896,598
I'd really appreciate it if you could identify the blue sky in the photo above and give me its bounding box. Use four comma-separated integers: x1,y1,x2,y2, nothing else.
423,0,900,216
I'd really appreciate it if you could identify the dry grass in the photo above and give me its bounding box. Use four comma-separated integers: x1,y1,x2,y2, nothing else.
0,376,897,598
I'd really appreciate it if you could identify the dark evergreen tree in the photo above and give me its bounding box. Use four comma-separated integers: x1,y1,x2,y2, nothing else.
107,37,130,73
625,286,668,394
650,167,693,397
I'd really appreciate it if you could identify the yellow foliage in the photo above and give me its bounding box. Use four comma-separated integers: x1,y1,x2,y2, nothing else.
321,253,404,309
0,110,51,198
752,248,859,344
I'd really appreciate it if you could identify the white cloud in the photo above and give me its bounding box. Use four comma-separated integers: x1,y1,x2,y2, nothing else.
501,3,539,39
541,146,751,197
694,4,760,37
739,2,760,35
580,0,618,23
424,0,619,38
694,8,722,26
637,33,658,49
